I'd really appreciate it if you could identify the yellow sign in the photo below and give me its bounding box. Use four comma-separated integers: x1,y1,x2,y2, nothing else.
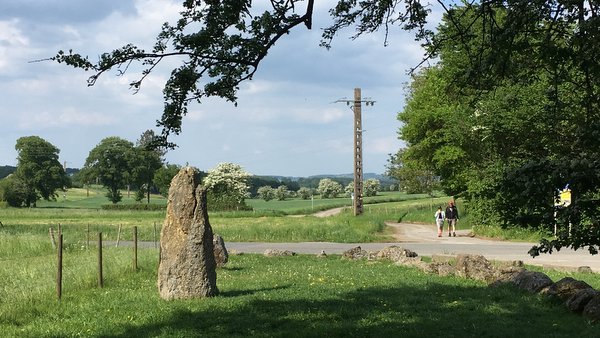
558,189,571,207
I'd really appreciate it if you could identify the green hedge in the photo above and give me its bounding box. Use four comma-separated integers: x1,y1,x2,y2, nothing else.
101,204,166,211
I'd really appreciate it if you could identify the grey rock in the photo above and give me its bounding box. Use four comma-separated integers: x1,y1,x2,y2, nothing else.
455,254,495,283
342,246,368,260
509,270,553,293
213,234,229,267
566,288,599,313
157,167,218,300
263,249,296,257
540,277,593,301
583,294,600,322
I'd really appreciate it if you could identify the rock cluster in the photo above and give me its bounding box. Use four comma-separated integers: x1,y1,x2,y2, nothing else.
341,245,600,322
258,244,600,321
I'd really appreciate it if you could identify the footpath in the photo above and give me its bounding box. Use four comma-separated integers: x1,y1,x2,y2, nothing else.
227,222,600,273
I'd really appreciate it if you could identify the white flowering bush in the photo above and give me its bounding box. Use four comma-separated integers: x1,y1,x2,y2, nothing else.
203,162,251,210
317,178,343,199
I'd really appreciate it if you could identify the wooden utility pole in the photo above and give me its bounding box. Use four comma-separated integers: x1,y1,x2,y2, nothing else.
336,88,375,216
353,88,364,216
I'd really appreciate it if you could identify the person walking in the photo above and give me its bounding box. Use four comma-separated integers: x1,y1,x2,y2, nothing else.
434,206,445,237
445,201,459,237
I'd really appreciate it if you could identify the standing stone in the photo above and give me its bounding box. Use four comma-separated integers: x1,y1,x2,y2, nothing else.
158,167,218,300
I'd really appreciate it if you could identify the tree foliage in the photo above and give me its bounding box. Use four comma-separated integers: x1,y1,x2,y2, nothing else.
132,130,164,203
10,136,69,207
396,2,600,255
153,163,183,197
84,137,136,204
257,186,275,202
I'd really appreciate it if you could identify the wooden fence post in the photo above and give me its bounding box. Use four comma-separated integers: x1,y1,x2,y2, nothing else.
116,224,122,247
98,232,103,288
153,222,157,249
86,224,90,249
133,226,138,271
49,227,56,249
57,234,63,300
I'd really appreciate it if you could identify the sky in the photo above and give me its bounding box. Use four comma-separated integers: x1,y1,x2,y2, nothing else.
0,0,435,177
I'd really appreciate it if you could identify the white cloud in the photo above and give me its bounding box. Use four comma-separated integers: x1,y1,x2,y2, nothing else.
0,19,29,72
18,109,115,130
366,136,402,154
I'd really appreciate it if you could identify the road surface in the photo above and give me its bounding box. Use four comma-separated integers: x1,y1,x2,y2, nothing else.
225,222,600,273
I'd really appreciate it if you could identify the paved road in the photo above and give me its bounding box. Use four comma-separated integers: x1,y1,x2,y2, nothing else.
225,222,600,273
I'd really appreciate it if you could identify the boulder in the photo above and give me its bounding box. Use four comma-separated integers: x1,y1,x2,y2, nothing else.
376,246,418,262
540,277,593,301
454,254,496,283
583,294,600,322
342,246,369,260
508,270,553,293
213,234,229,267
566,288,599,313
157,167,218,300
424,262,455,277
263,249,296,257
490,266,526,287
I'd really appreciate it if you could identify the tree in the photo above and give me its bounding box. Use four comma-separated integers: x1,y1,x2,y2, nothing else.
317,178,342,199
344,182,354,197
396,2,600,255
257,186,275,202
275,185,289,201
132,130,164,203
84,137,136,204
0,175,28,207
154,163,183,197
363,179,381,197
203,162,251,211
297,187,312,200
12,136,69,207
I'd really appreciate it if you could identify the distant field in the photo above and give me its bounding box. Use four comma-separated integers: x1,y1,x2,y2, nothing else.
0,189,440,244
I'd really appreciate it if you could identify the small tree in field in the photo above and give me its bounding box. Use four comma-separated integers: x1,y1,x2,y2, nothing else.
13,136,69,207
317,178,342,199
364,179,381,197
203,162,251,210
257,186,275,202
275,185,289,201
84,137,135,204
297,187,312,200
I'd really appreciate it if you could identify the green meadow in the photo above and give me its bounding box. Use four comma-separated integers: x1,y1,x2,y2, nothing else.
1,189,598,336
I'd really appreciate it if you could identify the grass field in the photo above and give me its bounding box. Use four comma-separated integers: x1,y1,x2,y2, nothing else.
2,249,599,337
2,189,599,336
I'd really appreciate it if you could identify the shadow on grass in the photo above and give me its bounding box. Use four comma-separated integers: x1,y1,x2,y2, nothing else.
219,285,290,298
102,282,595,338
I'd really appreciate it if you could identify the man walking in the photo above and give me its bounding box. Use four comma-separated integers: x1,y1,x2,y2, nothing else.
445,201,459,237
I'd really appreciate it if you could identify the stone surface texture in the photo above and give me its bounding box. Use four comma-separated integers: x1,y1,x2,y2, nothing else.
157,167,218,300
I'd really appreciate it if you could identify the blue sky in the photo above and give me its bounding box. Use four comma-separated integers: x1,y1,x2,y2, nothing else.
0,1,434,177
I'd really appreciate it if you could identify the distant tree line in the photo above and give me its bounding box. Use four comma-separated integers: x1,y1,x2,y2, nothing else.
0,134,397,209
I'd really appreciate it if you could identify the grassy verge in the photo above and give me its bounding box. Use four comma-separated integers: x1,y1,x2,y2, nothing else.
1,250,598,337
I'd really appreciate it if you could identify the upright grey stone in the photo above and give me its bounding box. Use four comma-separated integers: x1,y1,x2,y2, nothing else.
213,234,229,267
158,167,218,300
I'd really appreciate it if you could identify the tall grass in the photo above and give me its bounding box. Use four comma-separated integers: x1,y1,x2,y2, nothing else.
212,208,389,243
